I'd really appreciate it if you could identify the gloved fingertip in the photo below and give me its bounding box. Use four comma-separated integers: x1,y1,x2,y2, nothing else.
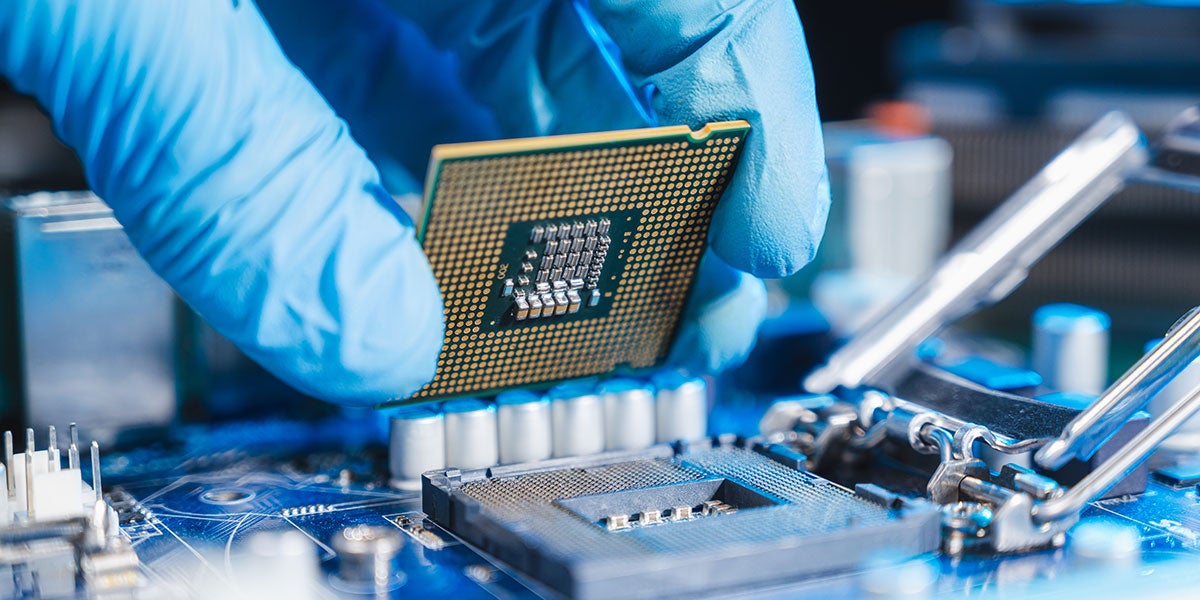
319,296,443,406
710,165,830,279
244,208,446,407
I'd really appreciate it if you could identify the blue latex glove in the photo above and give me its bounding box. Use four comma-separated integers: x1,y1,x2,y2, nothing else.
0,0,828,404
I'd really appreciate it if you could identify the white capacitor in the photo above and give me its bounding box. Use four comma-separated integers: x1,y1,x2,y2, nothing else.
1032,303,1111,395
388,407,445,489
1145,337,1200,442
225,530,322,600
651,371,708,443
496,391,553,464
599,379,656,451
549,382,605,457
858,549,938,599
442,399,498,470
843,135,953,279
1068,519,1141,569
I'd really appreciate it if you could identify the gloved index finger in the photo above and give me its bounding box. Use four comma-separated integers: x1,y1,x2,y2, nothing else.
586,0,831,279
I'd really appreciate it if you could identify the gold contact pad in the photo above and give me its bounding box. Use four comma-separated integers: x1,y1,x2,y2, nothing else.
405,121,749,402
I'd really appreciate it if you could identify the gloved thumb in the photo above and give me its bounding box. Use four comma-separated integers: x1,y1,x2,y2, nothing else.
0,1,444,404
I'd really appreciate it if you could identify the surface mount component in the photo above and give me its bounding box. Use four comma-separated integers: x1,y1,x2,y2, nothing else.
330,525,405,593
496,390,553,464
388,407,446,489
1032,303,1111,396
422,440,939,599
403,121,749,402
549,382,606,458
443,399,499,470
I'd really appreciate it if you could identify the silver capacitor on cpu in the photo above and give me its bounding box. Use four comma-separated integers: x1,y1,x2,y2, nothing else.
1032,303,1111,396
387,406,445,489
496,391,553,464
548,381,605,458
651,371,708,443
442,399,498,470
598,379,656,451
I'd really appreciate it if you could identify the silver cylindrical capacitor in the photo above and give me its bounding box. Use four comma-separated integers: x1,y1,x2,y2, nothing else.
388,407,445,489
1145,337,1200,442
442,399,498,470
599,379,656,451
241,530,322,598
331,525,405,593
652,371,708,443
549,382,605,457
1032,303,1110,395
496,391,552,464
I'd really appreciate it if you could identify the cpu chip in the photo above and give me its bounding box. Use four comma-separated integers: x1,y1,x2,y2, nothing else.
402,121,750,402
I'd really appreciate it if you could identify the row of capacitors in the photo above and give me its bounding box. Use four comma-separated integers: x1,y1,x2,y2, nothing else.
511,280,598,321
528,216,612,288
387,371,708,489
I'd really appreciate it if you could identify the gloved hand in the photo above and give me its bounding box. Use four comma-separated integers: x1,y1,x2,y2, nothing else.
0,0,828,404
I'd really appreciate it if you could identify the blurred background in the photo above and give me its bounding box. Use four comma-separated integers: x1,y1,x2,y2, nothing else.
798,0,1200,362
2,0,1199,438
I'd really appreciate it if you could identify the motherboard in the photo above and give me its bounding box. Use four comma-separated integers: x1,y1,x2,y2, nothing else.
6,112,1200,599
7,396,1200,599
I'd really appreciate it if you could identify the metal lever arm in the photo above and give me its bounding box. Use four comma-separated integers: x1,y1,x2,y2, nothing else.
804,112,1148,394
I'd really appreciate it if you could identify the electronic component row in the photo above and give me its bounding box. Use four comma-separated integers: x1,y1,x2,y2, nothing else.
509,279,601,321
603,499,736,532
530,218,610,244
387,371,708,488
